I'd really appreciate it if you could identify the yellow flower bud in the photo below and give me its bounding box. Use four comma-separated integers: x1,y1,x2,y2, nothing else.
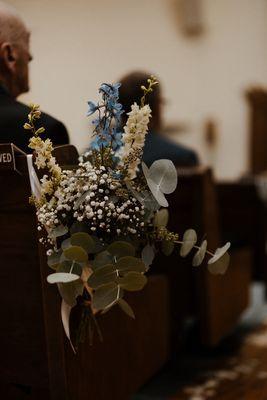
35,127,45,135
23,123,32,130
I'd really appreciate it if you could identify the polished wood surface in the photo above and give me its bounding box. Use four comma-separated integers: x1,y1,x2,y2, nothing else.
0,155,51,399
246,87,267,174
217,179,266,281
0,145,171,400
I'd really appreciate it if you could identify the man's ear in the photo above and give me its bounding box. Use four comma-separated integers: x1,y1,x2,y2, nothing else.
0,42,16,73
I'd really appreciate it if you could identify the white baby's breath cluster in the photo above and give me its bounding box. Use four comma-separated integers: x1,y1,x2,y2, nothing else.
37,160,148,243
119,103,151,179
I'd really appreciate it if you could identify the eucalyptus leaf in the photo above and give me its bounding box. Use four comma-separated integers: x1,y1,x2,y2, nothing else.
64,245,88,263
141,162,150,179
141,244,155,268
58,279,84,307
71,232,95,253
92,283,122,311
88,263,117,288
116,256,146,273
61,238,71,251
100,303,115,315
154,209,169,228
149,159,178,194
57,260,83,276
146,178,169,207
142,160,178,207
180,229,197,257
47,272,80,284
136,190,160,211
208,251,230,275
88,256,146,288
118,271,147,292
143,209,155,222
50,225,68,239
142,192,160,211
208,242,231,264
118,299,135,319
92,250,114,270
192,240,207,267
91,236,106,253
161,240,175,256
126,181,159,211
47,249,62,270
107,241,135,259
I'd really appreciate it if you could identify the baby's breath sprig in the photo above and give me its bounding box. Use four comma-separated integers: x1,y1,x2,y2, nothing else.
140,75,159,107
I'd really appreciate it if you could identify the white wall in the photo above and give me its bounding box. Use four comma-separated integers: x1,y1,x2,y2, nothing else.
7,0,267,179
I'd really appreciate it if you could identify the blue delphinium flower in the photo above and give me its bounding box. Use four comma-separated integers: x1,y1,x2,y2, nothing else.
111,129,123,151
87,101,99,116
90,140,100,151
87,82,124,153
99,83,121,98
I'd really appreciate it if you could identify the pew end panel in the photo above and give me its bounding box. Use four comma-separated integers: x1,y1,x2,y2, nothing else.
0,144,171,400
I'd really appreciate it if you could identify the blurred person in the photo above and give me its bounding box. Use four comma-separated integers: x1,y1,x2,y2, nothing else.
119,71,199,167
0,1,69,153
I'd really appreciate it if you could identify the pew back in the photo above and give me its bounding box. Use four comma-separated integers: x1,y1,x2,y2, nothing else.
0,143,170,400
166,167,251,346
0,149,52,399
246,88,267,174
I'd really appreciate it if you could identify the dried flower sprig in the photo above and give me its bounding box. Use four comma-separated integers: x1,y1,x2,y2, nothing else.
119,103,152,179
24,104,62,202
140,75,159,107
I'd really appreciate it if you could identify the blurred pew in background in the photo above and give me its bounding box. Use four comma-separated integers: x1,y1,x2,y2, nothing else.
246,87,267,174
217,179,266,283
153,167,252,347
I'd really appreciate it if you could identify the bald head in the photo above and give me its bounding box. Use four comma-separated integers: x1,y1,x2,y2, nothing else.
0,2,28,44
0,1,31,98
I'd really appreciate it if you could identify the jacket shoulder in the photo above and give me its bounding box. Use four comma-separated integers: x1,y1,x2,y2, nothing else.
14,100,69,145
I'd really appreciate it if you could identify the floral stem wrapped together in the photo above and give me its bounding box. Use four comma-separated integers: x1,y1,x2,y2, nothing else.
25,77,230,350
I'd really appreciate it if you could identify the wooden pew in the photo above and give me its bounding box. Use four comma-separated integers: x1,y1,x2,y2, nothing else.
153,167,252,347
0,144,171,400
216,179,266,282
246,87,267,174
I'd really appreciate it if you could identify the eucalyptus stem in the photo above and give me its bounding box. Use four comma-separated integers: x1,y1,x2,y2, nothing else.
173,240,215,257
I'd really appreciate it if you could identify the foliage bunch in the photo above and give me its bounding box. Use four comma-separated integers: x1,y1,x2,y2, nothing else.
25,78,230,349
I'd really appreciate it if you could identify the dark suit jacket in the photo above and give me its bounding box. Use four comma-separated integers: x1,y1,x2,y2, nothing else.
143,131,199,167
0,85,69,153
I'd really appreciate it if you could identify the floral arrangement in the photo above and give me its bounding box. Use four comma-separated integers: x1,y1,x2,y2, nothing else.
25,77,230,350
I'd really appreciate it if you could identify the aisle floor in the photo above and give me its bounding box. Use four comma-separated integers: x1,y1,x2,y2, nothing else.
133,284,267,400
